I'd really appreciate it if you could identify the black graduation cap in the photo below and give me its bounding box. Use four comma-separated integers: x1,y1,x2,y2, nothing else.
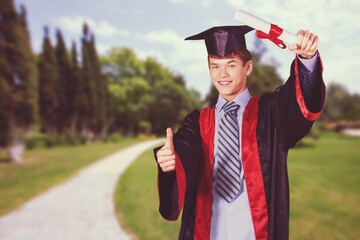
185,25,254,57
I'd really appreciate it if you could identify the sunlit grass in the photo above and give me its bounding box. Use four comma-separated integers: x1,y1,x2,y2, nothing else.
289,132,360,240
0,137,140,216
116,132,360,240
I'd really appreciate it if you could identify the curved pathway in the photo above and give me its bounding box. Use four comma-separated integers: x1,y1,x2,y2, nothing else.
0,139,164,240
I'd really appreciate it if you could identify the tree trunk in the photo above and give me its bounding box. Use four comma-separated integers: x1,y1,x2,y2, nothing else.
8,136,25,163
7,116,27,163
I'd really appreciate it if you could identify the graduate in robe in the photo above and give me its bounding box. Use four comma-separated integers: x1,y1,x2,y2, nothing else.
154,25,325,240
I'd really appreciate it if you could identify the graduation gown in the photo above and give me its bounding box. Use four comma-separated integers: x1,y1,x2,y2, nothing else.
154,55,325,240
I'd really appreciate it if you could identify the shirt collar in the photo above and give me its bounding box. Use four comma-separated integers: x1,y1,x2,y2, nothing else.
215,88,252,113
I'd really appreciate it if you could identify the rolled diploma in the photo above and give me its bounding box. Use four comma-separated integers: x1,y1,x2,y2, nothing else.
234,9,298,44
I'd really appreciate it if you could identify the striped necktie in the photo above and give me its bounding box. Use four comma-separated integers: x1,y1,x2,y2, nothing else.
217,101,242,203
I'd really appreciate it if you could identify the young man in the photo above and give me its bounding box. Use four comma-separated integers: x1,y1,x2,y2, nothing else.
154,25,325,240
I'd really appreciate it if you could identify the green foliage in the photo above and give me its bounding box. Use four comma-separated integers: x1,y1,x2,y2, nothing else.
139,120,152,134
0,1,38,161
70,41,87,134
102,47,203,135
149,81,194,134
247,53,283,96
320,83,360,122
38,26,59,134
79,24,109,138
143,57,173,86
204,85,219,107
54,29,72,133
109,77,152,134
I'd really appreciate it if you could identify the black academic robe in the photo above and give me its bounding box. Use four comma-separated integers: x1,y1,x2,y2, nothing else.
154,54,325,240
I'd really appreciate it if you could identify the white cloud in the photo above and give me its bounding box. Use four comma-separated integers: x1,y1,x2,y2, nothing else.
143,29,209,68
55,16,129,38
169,0,214,7
144,29,183,45
227,0,246,8
141,29,210,95
96,43,112,55
201,0,214,7
168,0,188,3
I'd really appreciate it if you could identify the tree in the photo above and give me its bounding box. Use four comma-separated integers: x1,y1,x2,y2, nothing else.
68,41,82,135
109,77,151,134
344,94,360,120
54,29,72,134
143,57,173,86
38,26,59,141
204,85,219,107
101,47,143,83
0,2,38,162
0,32,8,151
149,81,193,135
79,23,109,140
320,83,360,123
80,23,97,139
101,47,202,135
17,5,38,129
247,53,283,96
88,34,109,138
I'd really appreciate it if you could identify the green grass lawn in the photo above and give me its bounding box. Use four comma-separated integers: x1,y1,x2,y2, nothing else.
288,132,360,240
115,132,360,240
0,137,140,216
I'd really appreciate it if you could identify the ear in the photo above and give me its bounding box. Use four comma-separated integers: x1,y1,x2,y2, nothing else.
245,60,253,76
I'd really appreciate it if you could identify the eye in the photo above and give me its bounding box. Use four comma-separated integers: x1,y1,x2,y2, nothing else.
228,64,237,68
211,65,219,69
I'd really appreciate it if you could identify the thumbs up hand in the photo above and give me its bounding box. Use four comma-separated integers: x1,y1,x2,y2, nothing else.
156,128,176,172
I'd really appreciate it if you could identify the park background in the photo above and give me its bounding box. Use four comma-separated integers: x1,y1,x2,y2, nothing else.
0,0,359,239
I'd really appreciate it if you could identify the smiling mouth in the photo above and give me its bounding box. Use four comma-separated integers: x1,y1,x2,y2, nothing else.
218,81,232,86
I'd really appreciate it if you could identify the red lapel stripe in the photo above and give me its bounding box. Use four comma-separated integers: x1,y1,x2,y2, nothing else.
242,96,269,240
194,107,215,239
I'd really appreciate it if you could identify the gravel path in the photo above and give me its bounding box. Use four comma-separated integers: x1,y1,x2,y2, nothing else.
0,139,163,240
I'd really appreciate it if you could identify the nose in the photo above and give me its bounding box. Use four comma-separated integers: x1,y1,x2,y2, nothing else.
220,66,229,78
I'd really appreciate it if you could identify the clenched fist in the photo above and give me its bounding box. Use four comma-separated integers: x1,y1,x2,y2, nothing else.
156,128,176,172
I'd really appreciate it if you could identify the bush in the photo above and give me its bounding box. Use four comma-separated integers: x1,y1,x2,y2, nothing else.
139,120,152,135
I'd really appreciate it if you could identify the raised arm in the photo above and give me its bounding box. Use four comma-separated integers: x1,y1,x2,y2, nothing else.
264,29,325,148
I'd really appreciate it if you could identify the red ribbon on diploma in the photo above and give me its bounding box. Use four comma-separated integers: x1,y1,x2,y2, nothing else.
255,24,287,49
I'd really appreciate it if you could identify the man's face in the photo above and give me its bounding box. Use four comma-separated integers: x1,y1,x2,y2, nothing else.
209,56,253,101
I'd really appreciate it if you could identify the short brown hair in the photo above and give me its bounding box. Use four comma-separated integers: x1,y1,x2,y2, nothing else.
208,49,252,66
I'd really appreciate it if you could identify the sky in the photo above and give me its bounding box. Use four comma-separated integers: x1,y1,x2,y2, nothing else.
16,0,360,97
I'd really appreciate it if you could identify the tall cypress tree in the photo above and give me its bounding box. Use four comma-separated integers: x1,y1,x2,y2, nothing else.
17,5,38,134
55,29,71,134
38,26,59,141
88,34,108,137
0,1,37,162
0,18,8,150
80,23,92,138
69,41,81,136
80,23,98,140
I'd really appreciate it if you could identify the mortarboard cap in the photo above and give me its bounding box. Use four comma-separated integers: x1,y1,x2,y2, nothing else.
185,25,254,57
